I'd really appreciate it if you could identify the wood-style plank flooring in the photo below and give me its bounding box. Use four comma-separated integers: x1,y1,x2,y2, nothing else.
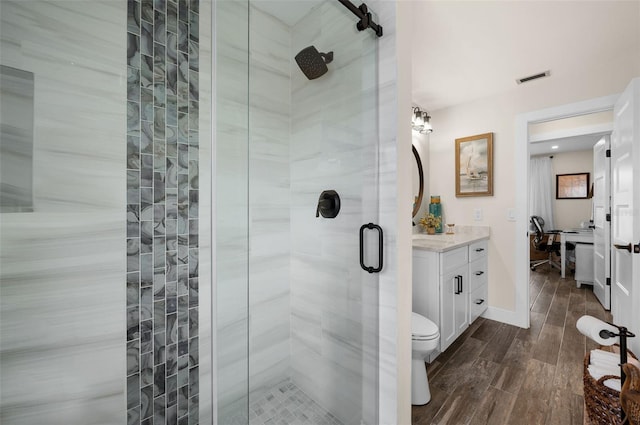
412,266,612,425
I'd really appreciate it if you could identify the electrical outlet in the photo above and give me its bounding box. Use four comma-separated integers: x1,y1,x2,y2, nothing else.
474,208,482,221
507,208,516,221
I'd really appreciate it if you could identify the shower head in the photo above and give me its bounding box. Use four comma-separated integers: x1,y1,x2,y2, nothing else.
295,46,334,80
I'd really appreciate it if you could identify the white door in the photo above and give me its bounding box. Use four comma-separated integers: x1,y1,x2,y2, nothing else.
593,136,611,309
611,78,640,356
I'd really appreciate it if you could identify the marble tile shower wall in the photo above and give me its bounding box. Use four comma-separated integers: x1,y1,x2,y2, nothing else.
215,4,292,422
215,0,250,421
0,1,127,424
289,3,379,424
126,0,200,423
248,4,292,403
214,1,398,424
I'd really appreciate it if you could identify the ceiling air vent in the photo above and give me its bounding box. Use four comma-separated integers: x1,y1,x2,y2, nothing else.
516,70,551,85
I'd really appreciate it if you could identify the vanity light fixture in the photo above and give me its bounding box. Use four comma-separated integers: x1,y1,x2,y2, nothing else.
412,106,433,134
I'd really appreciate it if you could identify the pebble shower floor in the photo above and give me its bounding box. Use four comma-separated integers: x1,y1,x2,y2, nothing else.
225,380,344,425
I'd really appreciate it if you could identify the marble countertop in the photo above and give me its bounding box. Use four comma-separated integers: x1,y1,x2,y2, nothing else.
412,225,490,253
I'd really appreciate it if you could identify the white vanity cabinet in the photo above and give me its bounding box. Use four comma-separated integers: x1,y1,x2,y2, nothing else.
468,240,489,323
412,236,489,357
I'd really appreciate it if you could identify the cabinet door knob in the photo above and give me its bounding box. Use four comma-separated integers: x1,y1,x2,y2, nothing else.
613,243,632,252
475,248,484,252
475,271,484,276
613,243,640,253
475,299,484,305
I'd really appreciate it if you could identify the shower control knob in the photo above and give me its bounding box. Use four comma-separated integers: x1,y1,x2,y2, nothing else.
316,190,341,218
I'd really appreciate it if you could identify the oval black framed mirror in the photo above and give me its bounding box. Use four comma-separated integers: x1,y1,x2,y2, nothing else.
412,145,424,218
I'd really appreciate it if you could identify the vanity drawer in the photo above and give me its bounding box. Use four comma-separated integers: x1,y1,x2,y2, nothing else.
468,258,488,293
469,240,488,262
441,246,468,274
469,284,488,323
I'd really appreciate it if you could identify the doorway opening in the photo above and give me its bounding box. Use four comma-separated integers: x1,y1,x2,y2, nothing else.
514,94,619,328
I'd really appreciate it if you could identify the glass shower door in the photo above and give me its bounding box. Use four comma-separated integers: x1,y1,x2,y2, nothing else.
217,1,380,424
248,1,380,424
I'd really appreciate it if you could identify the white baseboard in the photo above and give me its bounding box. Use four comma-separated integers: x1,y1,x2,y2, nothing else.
482,306,528,329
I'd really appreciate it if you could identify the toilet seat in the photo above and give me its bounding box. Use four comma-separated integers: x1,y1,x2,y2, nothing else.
413,334,438,341
411,312,439,340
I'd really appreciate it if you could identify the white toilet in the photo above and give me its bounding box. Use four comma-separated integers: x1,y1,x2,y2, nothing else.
411,312,440,405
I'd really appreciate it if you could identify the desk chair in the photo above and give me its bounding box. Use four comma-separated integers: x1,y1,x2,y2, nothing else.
530,216,562,271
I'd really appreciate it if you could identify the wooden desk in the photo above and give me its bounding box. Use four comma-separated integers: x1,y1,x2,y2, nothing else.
560,229,594,278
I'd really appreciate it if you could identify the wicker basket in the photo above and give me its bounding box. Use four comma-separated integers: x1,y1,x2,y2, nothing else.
622,363,640,425
583,346,637,425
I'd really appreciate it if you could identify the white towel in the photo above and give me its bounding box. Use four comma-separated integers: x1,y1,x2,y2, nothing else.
586,348,635,393
591,349,621,363
591,358,620,369
590,348,640,369
588,364,620,379
603,378,621,392
588,367,622,391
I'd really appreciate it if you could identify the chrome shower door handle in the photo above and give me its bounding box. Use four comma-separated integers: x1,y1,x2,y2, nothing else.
359,223,383,273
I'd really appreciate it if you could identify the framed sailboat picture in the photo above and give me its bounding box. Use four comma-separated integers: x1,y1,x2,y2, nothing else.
455,133,493,197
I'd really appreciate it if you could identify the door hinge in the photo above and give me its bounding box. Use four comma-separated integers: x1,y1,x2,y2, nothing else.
606,277,611,286
606,149,611,158
606,213,611,222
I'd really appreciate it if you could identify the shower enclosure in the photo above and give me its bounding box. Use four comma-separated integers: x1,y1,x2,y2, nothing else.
0,0,399,423
216,0,383,424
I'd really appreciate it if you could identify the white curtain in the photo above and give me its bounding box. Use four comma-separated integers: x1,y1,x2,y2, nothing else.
529,157,555,230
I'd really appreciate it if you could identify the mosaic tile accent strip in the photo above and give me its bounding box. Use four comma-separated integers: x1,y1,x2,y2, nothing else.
127,0,199,423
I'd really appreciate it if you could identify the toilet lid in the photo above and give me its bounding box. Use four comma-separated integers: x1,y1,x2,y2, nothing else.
412,312,438,338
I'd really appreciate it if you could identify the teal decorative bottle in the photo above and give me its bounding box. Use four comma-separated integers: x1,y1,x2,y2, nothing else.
428,196,443,233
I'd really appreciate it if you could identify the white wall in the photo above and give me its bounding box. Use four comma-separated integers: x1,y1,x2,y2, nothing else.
530,111,613,137
390,2,412,424
428,56,639,313
551,150,594,230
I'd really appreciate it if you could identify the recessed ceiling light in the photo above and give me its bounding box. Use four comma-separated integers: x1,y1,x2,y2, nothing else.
551,145,559,150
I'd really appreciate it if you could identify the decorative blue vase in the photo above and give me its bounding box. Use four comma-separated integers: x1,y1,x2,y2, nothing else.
428,196,443,233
